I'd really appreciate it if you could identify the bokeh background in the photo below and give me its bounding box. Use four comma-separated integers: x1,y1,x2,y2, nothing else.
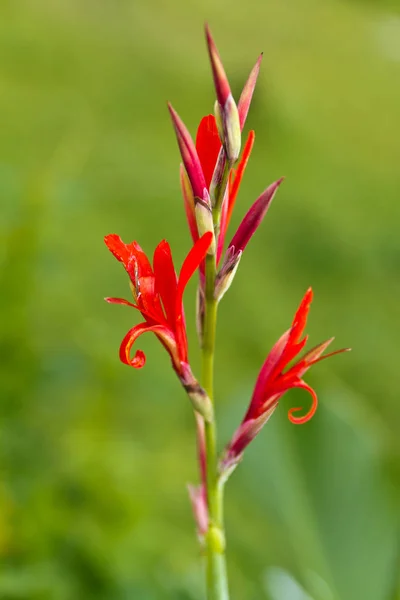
1,0,399,598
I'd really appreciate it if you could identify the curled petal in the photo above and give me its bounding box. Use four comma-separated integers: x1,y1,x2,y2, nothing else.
287,380,318,424
119,322,179,371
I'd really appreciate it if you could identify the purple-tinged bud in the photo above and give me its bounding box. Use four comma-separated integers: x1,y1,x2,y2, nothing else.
205,24,241,163
238,53,263,130
214,247,242,302
205,23,231,107
168,103,209,204
228,178,284,255
180,164,198,243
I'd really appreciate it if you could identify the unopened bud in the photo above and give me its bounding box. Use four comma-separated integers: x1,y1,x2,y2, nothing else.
214,249,242,302
223,94,241,164
195,200,215,255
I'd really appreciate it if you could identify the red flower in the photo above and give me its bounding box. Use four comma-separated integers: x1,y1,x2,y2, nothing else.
221,288,349,470
104,232,213,381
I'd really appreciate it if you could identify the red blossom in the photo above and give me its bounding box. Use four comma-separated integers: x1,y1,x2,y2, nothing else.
221,288,349,469
104,232,213,380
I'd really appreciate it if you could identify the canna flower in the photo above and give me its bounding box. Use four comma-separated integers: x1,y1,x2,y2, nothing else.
220,288,349,471
104,231,214,420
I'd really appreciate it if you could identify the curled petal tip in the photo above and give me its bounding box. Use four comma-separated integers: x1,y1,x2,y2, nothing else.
287,381,318,424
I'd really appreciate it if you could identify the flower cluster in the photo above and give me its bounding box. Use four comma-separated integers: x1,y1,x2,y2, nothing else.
104,25,348,516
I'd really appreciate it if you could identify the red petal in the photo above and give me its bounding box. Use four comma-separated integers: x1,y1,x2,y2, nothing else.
104,234,131,266
289,287,313,345
226,130,255,228
105,297,138,308
247,330,291,420
119,322,180,372
175,233,213,359
180,164,199,243
287,380,318,424
153,240,178,328
195,115,222,189
105,295,163,324
177,233,213,305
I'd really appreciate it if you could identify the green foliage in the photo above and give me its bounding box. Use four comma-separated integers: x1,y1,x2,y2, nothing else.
1,0,399,598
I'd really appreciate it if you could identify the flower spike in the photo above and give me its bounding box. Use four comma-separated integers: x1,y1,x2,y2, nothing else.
220,289,350,472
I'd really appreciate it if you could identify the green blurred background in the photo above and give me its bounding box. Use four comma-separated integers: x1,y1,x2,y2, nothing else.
1,0,399,598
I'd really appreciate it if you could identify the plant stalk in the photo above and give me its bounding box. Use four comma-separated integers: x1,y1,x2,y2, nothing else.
202,252,229,600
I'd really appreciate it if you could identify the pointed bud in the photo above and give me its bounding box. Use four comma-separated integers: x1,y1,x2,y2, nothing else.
238,53,263,130
205,23,231,107
180,164,198,242
214,248,242,302
228,178,284,255
168,103,208,203
205,24,241,163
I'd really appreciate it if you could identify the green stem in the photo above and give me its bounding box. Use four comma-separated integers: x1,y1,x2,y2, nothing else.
202,253,229,600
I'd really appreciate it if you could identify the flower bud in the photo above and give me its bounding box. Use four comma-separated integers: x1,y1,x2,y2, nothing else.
214,248,242,302
195,197,215,255
205,24,241,164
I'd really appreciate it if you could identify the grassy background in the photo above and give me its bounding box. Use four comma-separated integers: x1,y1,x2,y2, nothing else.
1,0,399,598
